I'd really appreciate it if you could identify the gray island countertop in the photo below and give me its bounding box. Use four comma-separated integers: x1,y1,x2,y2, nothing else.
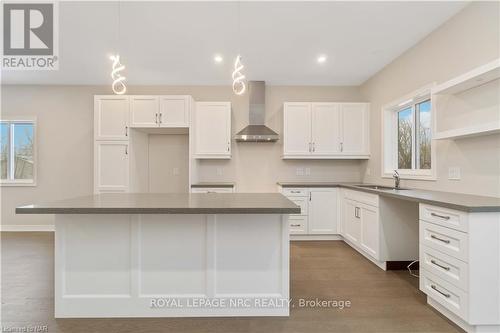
277,182,500,212
16,193,301,215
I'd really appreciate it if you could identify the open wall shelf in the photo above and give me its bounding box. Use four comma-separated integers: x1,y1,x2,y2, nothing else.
432,59,500,140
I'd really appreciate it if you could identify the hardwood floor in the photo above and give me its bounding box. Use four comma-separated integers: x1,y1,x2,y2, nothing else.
1,233,463,333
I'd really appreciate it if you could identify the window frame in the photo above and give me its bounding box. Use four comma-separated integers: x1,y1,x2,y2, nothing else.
382,84,436,181
0,118,37,186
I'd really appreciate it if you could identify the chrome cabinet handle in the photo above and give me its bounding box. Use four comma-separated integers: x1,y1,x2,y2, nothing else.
290,224,301,227
354,207,360,218
309,192,312,201
308,142,312,152
290,190,301,193
340,142,343,152
227,142,230,152
312,142,315,152
431,235,451,244
125,126,128,136
431,285,451,298
159,113,162,124
431,212,451,220
125,145,128,155
155,113,158,124
431,259,451,271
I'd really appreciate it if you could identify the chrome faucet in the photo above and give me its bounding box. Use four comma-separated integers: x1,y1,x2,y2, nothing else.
393,170,400,189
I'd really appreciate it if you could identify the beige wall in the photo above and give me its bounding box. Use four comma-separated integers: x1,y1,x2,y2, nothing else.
1,85,364,226
360,2,500,197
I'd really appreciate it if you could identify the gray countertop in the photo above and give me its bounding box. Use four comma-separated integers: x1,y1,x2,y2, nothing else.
16,193,300,215
191,182,235,188
277,182,500,212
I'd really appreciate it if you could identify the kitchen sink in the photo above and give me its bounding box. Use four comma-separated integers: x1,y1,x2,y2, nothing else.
354,185,408,191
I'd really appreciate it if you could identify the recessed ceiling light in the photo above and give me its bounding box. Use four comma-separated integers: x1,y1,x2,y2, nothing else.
317,55,327,64
214,55,223,63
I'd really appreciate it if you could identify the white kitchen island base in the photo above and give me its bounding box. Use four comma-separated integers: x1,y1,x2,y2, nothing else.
54,213,289,318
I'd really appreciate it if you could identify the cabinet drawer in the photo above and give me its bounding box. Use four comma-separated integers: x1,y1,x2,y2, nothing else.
289,216,308,235
191,188,233,193
343,189,379,207
420,204,468,232
420,245,468,291
420,221,468,262
420,270,468,320
282,188,308,197
288,197,308,216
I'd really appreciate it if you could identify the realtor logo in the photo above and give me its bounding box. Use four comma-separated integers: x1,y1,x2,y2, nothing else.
2,1,58,70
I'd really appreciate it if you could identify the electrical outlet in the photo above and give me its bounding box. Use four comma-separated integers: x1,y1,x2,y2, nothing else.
296,168,304,176
173,167,179,176
217,167,224,176
305,168,311,176
448,167,461,180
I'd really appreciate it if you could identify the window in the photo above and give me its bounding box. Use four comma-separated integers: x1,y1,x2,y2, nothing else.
383,85,436,180
0,120,36,185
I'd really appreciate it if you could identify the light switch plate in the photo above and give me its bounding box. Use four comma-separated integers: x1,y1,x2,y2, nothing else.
448,167,461,180
296,168,304,176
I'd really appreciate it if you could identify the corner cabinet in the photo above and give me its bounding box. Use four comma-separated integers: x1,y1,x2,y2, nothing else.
280,187,338,235
283,102,369,159
193,102,231,159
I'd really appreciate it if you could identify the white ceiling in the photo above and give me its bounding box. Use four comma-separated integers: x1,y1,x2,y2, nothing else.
1,1,468,86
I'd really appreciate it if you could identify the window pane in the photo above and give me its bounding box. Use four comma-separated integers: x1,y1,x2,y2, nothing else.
418,100,432,169
398,107,413,169
0,123,9,179
13,123,34,180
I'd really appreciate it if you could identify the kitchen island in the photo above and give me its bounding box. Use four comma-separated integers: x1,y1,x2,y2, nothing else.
16,193,300,318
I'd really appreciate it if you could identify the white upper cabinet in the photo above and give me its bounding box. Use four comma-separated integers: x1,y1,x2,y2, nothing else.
130,96,160,128
340,103,369,155
94,96,129,140
159,96,190,127
129,95,191,128
94,141,129,193
311,103,341,155
283,102,369,159
283,103,311,156
194,102,231,159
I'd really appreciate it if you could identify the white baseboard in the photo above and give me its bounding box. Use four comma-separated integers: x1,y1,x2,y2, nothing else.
0,225,55,232
290,234,343,241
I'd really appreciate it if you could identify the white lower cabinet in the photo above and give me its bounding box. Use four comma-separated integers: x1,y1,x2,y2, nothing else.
342,199,360,243
280,187,338,235
309,189,338,234
94,141,129,193
340,190,380,261
359,204,379,260
289,216,308,235
418,203,500,332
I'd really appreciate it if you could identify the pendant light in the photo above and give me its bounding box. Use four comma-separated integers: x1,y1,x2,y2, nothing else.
110,0,126,95
232,55,246,95
232,2,246,95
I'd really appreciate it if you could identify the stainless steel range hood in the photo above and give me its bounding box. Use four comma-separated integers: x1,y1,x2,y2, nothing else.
235,81,279,142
